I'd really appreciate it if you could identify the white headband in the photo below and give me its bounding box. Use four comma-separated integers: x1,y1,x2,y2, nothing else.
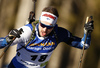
40,12,58,26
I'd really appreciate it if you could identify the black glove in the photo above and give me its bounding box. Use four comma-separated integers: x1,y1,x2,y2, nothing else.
9,29,21,38
6,28,23,43
84,20,94,33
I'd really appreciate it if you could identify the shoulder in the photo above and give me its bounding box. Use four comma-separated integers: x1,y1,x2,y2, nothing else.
19,24,32,33
17,25,32,41
56,26,71,36
58,27,71,37
55,26,72,42
25,24,33,30
58,27,69,32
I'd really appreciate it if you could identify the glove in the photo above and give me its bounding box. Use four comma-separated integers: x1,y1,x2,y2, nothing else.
6,28,23,43
84,20,94,34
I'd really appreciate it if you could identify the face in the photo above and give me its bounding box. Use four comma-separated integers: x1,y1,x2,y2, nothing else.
39,21,54,37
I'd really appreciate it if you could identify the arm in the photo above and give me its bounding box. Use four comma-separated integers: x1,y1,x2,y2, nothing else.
66,19,94,49
68,33,91,49
57,20,93,49
0,25,33,49
0,28,23,49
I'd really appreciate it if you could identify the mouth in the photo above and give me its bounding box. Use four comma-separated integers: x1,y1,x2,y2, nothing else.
42,32,46,36
41,31,47,37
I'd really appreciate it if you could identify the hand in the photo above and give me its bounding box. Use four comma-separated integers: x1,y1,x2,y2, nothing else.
9,29,22,38
6,28,23,43
84,20,94,34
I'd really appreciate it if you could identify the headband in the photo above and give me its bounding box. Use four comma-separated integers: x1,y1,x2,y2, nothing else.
40,12,58,26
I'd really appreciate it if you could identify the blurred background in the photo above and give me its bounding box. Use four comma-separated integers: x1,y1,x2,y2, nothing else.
0,0,100,68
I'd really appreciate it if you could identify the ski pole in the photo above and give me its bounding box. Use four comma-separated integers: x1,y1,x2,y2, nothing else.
78,16,93,68
0,28,23,59
0,40,14,59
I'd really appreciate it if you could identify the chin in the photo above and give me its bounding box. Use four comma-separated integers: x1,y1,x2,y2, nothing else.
41,34,48,37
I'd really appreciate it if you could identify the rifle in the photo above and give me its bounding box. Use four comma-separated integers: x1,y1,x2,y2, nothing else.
28,0,37,24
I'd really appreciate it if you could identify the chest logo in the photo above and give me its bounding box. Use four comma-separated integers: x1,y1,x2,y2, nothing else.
29,42,55,46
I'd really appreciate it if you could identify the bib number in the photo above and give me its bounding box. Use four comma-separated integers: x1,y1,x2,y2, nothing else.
31,55,48,62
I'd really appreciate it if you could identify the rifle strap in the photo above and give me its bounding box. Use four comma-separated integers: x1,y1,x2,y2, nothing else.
17,20,39,51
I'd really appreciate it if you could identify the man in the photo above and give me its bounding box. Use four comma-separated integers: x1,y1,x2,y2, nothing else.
0,6,94,68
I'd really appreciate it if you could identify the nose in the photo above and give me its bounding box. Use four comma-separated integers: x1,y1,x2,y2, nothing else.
43,27,47,32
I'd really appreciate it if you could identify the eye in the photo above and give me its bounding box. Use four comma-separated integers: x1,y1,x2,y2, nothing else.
40,22,54,29
40,23,45,28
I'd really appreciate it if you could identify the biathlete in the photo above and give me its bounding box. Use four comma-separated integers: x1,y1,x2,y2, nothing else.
0,6,94,68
